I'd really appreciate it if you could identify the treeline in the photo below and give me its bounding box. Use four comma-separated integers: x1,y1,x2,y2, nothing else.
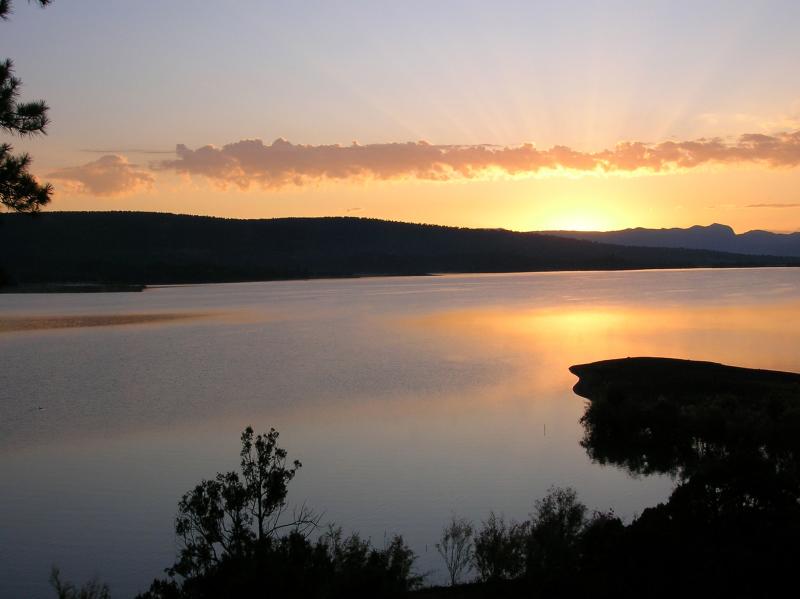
137,483,625,599
2,212,798,286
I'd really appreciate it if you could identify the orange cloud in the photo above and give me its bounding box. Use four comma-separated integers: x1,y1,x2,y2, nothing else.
152,131,800,190
48,154,154,196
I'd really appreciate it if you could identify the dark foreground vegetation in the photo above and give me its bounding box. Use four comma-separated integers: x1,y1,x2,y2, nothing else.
3,212,799,287
570,357,800,598
51,358,800,598
140,427,423,599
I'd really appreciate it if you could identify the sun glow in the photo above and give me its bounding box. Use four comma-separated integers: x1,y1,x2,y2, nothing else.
541,210,616,232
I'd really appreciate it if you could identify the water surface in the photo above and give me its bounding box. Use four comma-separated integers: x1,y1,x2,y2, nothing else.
2,269,799,597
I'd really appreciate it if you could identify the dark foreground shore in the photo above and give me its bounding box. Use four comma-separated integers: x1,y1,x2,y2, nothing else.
570,356,800,401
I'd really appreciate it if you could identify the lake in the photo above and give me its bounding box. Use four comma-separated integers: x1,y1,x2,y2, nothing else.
2,268,800,598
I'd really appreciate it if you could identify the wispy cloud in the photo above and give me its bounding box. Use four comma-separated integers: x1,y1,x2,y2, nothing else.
48,155,154,196
153,131,800,189
746,203,800,208
697,104,800,133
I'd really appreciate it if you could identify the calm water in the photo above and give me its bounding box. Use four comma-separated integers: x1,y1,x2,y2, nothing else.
2,268,800,598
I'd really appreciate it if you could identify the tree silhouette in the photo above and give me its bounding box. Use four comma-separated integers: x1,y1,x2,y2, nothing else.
140,427,422,598
49,567,110,599
170,426,319,580
473,512,528,582
525,486,587,591
239,426,303,542
1,0,53,212
435,515,474,586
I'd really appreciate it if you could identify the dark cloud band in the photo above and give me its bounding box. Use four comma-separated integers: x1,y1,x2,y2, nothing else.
48,130,800,195
153,130,800,189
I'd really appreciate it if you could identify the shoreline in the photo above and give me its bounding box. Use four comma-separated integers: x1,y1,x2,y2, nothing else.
0,283,146,294
3,264,799,293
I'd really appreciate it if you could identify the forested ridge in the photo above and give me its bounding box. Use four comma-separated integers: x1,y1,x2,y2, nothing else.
2,212,797,286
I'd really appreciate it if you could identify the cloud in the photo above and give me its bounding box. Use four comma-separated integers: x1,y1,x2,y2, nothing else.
154,130,800,189
746,203,800,208
48,155,154,196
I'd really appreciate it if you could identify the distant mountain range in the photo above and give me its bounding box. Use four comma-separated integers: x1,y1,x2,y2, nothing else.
543,223,800,257
0,212,797,286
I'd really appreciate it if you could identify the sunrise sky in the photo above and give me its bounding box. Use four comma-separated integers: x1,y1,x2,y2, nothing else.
5,0,800,232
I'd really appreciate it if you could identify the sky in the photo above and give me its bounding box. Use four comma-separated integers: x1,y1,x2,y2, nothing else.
4,0,800,232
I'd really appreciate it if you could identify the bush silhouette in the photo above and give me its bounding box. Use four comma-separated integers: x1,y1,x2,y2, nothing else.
138,426,422,599
473,512,528,582
525,486,587,591
50,568,110,599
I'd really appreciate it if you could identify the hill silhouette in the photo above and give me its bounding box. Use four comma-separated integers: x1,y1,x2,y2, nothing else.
1,212,798,286
545,223,800,256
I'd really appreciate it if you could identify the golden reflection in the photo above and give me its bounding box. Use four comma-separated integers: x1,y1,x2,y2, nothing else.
398,301,800,375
